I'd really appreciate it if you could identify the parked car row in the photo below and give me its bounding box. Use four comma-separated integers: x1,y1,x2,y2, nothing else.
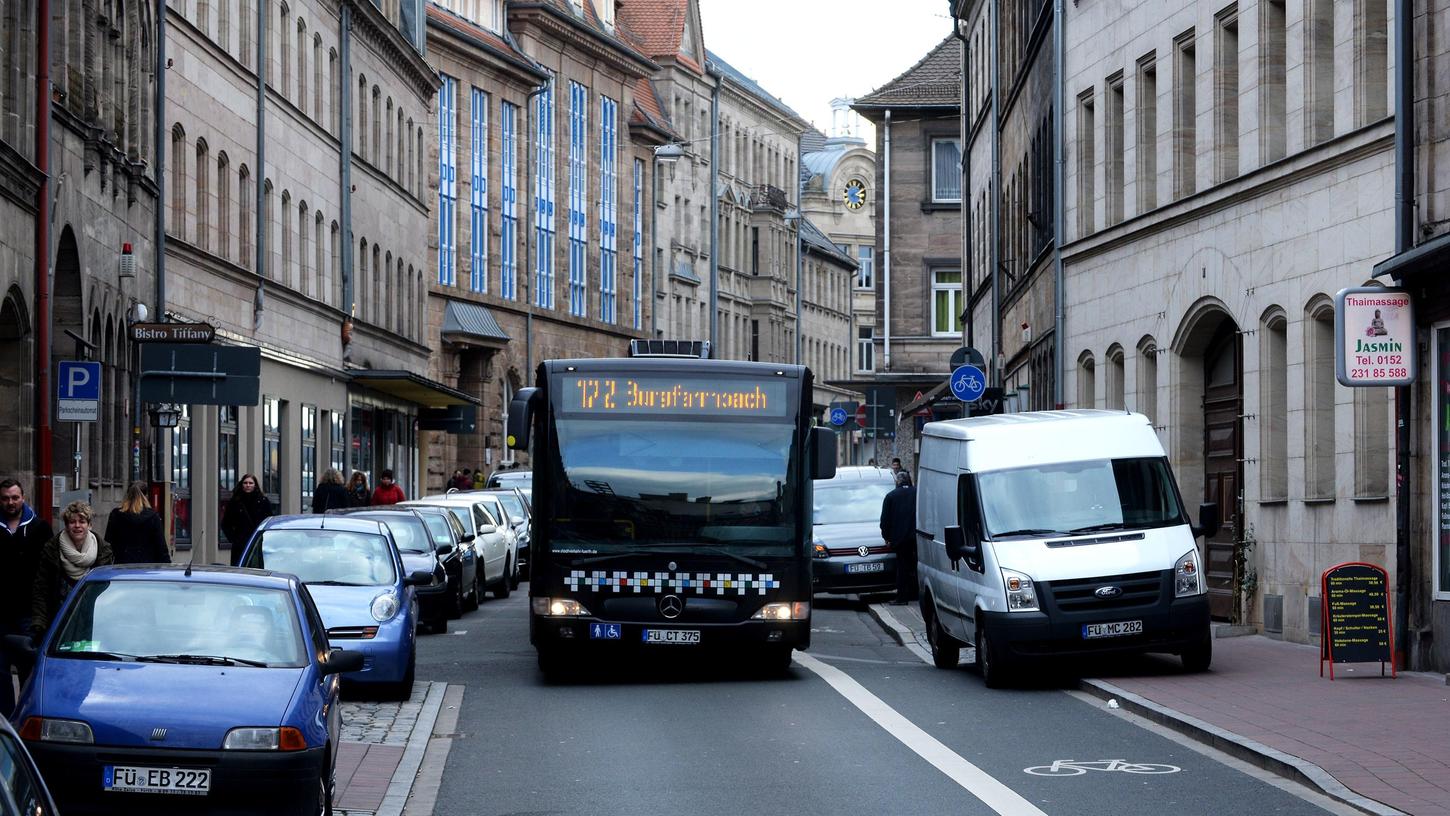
3,473,536,815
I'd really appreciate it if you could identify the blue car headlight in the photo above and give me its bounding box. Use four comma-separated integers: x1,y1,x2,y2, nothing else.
371,592,401,622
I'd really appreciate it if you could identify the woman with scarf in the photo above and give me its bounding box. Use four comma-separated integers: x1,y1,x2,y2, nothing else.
30,501,114,639
222,474,273,566
346,471,371,508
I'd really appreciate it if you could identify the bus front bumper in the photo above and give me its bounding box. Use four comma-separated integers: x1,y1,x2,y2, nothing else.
531,615,811,652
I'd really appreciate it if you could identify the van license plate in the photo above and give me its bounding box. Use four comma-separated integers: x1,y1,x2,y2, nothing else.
1082,620,1143,639
846,562,885,574
641,629,701,645
104,766,210,795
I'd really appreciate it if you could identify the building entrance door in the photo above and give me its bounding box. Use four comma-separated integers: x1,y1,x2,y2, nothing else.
1202,321,1242,621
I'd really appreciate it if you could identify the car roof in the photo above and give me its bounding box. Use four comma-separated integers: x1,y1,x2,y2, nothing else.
82,563,303,591
263,514,389,534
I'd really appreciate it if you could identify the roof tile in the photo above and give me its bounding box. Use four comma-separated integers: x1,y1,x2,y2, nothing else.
854,34,961,108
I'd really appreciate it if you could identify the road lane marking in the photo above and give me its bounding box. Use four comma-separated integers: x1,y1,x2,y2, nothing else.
793,651,1048,816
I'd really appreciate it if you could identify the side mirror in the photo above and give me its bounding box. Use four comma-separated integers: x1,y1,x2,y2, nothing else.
944,525,965,563
405,570,433,587
321,649,365,676
1194,502,1221,539
812,426,838,480
478,524,497,536
458,533,475,543
435,542,455,556
506,388,541,451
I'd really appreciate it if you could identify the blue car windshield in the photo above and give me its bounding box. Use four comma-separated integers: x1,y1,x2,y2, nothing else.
50,581,307,667
345,514,432,554
247,529,398,586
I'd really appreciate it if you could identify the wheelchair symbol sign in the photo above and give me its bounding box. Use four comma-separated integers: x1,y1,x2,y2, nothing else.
950,365,987,403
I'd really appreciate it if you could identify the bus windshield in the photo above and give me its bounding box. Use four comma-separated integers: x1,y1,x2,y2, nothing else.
548,417,799,551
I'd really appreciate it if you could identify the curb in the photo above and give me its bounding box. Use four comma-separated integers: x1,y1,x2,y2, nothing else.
376,681,448,816
861,598,912,648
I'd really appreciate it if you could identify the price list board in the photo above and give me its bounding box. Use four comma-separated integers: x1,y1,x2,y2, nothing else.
1319,562,1395,679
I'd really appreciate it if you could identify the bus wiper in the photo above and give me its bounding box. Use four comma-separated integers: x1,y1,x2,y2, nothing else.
992,528,1065,538
1067,523,1129,535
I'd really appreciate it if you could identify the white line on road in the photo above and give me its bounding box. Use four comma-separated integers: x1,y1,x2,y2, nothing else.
793,651,1047,816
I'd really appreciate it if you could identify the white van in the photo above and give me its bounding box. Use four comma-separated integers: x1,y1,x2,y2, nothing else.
915,410,1219,687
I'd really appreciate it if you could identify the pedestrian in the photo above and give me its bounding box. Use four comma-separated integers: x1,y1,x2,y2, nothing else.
222,474,272,566
312,468,350,514
867,458,877,467
890,457,903,475
1,478,52,718
880,471,918,605
30,501,113,640
346,471,371,507
471,467,486,490
370,469,406,506
448,469,465,490
105,481,170,564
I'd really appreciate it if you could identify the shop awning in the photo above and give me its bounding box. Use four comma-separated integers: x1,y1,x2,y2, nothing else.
901,379,951,415
348,370,480,408
441,300,510,346
1372,230,1450,280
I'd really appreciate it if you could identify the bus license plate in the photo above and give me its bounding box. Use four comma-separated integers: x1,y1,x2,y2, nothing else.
846,562,885,574
1082,620,1143,639
104,766,211,795
641,629,701,645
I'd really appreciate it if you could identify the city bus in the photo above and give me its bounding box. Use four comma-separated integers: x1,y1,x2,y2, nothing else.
506,343,836,676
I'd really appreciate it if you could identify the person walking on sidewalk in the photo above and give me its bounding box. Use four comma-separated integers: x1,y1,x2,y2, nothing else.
30,501,113,640
223,474,272,566
880,471,918,605
370,470,406,506
346,471,371,508
1,478,52,718
105,481,170,564
312,468,350,514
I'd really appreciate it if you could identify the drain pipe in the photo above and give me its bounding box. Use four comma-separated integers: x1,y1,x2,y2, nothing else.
154,2,167,320
339,6,354,330
952,15,970,352
1053,0,1065,407
523,78,550,374
883,108,892,370
794,132,803,365
35,0,53,518
253,0,267,329
1392,0,1413,670
989,0,1001,386
708,67,721,355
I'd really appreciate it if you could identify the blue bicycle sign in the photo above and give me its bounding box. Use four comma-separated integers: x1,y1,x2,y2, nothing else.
829,407,848,426
950,364,987,403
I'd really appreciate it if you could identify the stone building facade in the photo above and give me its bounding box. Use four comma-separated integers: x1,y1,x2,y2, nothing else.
0,1,159,522
160,0,440,563
422,0,667,492
1062,0,1397,639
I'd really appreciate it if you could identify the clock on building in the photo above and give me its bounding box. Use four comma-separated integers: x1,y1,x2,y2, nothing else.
843,178,867,210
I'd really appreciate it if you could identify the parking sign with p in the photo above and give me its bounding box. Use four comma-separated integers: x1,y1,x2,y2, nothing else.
57,360,101,422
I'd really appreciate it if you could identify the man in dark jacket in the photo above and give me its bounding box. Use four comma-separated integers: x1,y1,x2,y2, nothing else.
1,478,53,717
879,471,918,605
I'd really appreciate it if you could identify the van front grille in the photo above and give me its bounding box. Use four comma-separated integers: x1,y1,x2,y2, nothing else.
1043,570,1164,613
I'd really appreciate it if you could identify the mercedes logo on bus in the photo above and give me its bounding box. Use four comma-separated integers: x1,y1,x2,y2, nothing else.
659,595,684,619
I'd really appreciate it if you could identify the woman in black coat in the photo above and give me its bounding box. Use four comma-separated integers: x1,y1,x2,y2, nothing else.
312,468,350,513
222,474,272,566
105,481,171,564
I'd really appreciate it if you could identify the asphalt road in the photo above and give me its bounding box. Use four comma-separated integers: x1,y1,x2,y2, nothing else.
417,593,1345,816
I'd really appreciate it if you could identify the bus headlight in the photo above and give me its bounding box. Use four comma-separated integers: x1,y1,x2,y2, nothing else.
1174,549,1204,597
532,597,592,617
1001,569,1039,612
752,602,810,620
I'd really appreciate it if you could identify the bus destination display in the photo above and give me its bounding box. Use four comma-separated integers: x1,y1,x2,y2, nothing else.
561,376,788,417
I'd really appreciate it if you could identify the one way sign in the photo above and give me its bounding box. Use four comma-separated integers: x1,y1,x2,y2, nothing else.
57,361,101,423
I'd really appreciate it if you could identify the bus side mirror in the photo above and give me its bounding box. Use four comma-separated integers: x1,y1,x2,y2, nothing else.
506,388,540,451
1193,502,1221,539
811,427,837,480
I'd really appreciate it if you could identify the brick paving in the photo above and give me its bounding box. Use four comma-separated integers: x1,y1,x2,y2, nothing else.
334,682,429,816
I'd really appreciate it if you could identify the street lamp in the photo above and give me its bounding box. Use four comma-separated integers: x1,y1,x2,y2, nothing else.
149,403,181,428
653,142,686,164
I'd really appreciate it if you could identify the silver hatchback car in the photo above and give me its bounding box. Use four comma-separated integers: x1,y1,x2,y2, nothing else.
811,467,899,595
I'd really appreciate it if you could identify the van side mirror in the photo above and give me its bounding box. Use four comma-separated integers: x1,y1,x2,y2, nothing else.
944,525,965,563
506,388,541,451
1194,502,1221,539
812,427,837,480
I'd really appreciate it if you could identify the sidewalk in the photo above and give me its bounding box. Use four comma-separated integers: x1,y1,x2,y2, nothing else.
335,681,449,816
864,600,1450,816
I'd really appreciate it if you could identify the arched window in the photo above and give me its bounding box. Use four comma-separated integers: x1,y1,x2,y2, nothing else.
406,117,415,193
170,124,187,240
397,107,405,181
195,138,210,251
1304,296,1336,499
358,75,368,158
262,178,274,277
1258,310,1288,500
1077,351,1097,409
384,251,394,333
216,151,231,260
197,1,211,35
280,189,292,286
331,221,341,308
240,0,253,68
329,48,339,134
358,238,369,318
1105,344,1125,410
296,18,307,108
1136,335,1159,424
239,164,252,268
298,200,310,296
0,289,34,481
372,85,382,167
279,3,291,98
218,0,230,52
315,211,326,303
313,34,323,122
385,97,394,177
416,126,424,197
372,244,382,325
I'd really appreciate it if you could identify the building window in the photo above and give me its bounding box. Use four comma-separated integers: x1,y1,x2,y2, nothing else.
501,101,520,301
218,405,239,508
1305,300,1336,499
567,81,589,318
1078,352,1097,408
1136,54,1158,213
1354,382,1390,497
1214,6,1240,184
469,87,489,293
239,165,252,268
216,153,231,260
1076,89,1094,236
1355,0,1389,125
600,95,619,324
632,157,644,330
1435,326,1450,600
329,409,346,475
437,74,458,286
263,397,282,506
1259,311,1288,500
171,125,186,240
931,137,962,203
1305,0,1335,145
857,245,874,289
1260,1,1287,163
1105,75,1124,226
1173,30,1196,199
930,268,963,337
171,406,191,548
856,326,874,373
535,73,557,310
350,405,374,482
1105,345,1125,409
195,139,210,250
1137,337,1158,422
301,404,317,509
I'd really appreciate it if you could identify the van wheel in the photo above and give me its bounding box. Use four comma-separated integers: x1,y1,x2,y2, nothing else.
975,623,1012,689
925,602,960,669
492,558,512,599
1180,635,1212,673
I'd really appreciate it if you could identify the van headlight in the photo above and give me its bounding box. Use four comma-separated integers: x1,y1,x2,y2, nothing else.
371,592,400,622
1174,549,1204,597
1001,569,1039,612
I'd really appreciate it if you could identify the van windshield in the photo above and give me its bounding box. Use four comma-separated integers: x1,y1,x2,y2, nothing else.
977,457,1185,538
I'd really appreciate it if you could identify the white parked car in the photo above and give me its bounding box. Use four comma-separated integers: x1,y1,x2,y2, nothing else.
402,496,518,599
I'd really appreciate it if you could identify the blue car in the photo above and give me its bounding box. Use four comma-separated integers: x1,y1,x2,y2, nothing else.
9,564,363,815
241,514,426,699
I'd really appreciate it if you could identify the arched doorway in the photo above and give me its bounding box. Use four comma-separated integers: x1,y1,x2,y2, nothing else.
1201,321,1243,620
0,289,34,483
53,227,85,491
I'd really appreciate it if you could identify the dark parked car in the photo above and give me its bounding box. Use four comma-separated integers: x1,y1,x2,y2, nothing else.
409,505,481,614
328,507,455,633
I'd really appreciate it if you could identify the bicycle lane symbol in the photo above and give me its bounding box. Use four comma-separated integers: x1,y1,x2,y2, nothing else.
1023,759,1182,777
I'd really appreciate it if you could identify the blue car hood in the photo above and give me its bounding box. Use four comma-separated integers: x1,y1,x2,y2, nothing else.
307,583,394,629
39,659,304,749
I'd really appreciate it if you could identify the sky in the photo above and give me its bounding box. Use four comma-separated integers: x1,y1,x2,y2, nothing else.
697,0,956,142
